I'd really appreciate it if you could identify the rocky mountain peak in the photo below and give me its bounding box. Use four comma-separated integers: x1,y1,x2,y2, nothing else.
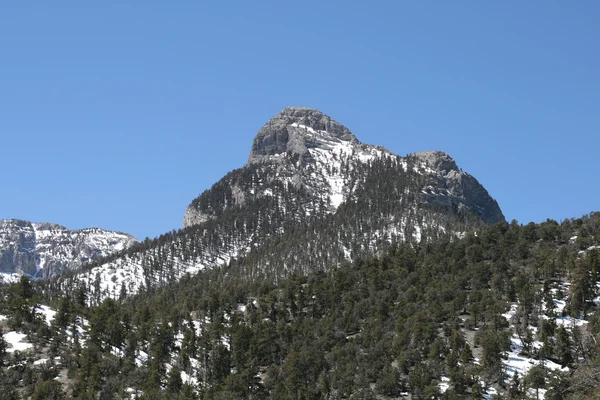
66,107,506,303
412,150,458,173
248,107,358,163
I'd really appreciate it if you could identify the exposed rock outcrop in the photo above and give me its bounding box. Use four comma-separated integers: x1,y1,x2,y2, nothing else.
248,107,357,163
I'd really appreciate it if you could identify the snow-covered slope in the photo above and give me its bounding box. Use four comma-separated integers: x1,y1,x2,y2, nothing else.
0,219,138,280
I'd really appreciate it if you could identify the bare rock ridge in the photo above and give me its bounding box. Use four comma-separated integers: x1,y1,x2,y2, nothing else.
0,219,138,280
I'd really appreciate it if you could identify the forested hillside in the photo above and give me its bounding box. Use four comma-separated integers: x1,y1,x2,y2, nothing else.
2,213,600,399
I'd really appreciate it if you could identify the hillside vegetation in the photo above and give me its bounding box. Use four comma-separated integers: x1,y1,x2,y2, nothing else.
1,213,600,399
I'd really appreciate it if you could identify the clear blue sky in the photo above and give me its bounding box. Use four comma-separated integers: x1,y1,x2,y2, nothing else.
1,2,599,240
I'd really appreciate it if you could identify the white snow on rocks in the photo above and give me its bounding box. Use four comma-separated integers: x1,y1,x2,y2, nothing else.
0,272,22,284
289,122,397,214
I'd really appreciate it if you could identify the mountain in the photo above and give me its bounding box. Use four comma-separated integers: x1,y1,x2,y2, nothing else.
0,219,138,281
9,109,600,400
184,107,503,227
52,107,503,303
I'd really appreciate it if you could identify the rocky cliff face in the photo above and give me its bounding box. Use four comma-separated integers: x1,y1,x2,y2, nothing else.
0,219,138,281
0,220,37,278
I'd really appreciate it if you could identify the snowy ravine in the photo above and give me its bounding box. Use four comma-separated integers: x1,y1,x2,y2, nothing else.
0,219,138,280
285,121,395,211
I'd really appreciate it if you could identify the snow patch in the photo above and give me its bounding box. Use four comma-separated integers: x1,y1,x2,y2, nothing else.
0,272,22,284
438,376,450,393
36,305,57,326
4,331,33,353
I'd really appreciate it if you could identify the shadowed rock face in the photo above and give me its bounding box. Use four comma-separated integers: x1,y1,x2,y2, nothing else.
248,107,357,163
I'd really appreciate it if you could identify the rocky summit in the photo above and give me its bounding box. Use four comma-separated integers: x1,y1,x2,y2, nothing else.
247,106,358,163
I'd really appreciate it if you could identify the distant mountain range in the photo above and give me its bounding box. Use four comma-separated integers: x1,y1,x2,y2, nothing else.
0,219,138,281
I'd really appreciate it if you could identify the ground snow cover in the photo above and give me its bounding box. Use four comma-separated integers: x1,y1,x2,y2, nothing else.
1,305,60,355
501,304,518,321
76,240,250,304
37,305,57,326
544,282,589,329
502,300,569,381
3,331,33,353
438,376,450,393
504,334,566,379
